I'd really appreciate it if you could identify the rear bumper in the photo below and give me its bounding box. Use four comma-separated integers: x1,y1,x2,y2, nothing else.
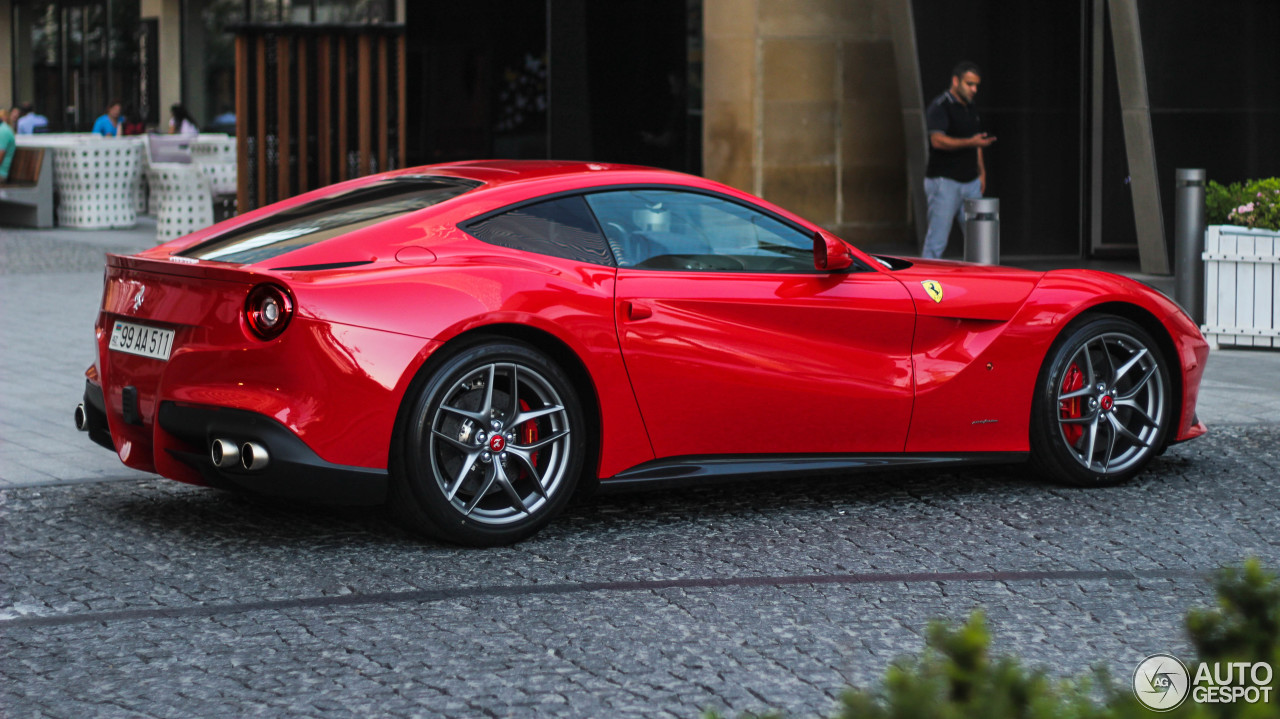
81,381,387,505
157,402,388,505
81,380,117,452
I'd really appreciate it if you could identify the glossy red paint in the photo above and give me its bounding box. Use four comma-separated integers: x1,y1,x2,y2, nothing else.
83,160,1208,505
615,268,915,456
96,256,435,475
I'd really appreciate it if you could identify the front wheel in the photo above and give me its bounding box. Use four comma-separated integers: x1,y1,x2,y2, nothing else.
391,340,584,546
1030,316,1172,487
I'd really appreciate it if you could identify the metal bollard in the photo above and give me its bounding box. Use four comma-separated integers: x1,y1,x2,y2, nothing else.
964,197,1000,265
1174,168,1207,323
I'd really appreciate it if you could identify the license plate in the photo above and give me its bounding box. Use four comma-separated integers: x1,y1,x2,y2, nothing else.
109,321,175,361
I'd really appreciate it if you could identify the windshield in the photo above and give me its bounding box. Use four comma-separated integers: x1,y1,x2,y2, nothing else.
176,176,481,264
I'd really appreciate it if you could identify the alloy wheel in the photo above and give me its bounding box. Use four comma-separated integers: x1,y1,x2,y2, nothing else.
426,361,573,526
1055,331,1165,474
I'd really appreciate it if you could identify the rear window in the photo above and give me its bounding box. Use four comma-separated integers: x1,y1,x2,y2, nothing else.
177,176,481,264
465,195,614,266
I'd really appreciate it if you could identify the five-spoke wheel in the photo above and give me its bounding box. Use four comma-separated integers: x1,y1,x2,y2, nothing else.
391,341,584,546
1031,316,1171,486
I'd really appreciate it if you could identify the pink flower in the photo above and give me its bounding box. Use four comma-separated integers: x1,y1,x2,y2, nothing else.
1235,203,1255,214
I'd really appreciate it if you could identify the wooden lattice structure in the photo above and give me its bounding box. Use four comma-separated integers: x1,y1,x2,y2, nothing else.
232,24,407,212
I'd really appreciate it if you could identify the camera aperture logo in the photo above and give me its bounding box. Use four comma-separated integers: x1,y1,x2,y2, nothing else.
1133,654,1190,711
1133,654,1274,711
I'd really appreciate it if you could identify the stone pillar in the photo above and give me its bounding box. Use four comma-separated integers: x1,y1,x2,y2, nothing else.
703,0,759,194
0,0,13,109
142,0,182,123
703,0,911,249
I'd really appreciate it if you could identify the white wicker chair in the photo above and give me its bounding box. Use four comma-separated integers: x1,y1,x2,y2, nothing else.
191,135,236,164
147,163,214,243
125,137,149,214
51,140,141,229
192,135,238,223
197,162,238,197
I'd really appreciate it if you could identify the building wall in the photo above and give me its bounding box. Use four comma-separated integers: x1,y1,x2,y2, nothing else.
1,0,13,108
141,0,181,122
703,0,911,248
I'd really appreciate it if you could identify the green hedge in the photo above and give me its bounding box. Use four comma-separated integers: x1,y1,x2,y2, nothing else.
705,559,1280,719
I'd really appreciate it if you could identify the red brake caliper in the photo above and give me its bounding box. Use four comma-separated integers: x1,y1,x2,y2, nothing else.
518,399,539,476
1059,364,1085,444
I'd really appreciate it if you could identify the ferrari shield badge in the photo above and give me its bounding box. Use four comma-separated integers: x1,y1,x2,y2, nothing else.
921,280,944,303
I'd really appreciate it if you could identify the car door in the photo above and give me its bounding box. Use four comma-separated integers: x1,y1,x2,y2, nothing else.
584,188,916,460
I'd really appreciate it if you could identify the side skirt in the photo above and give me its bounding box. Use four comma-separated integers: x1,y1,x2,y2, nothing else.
599,452,1028,493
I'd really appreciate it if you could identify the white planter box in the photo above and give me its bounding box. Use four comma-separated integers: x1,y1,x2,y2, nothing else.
1202,224,1279,349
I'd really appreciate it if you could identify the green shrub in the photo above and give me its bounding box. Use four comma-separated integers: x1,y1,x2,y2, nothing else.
1207,179,1280,231
703,559,1280,719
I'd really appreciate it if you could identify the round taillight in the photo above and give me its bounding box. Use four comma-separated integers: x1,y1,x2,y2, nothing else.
245,284,294,340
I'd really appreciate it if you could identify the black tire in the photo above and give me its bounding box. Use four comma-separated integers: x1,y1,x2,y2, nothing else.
1029,315,1172,487
390,340,584,546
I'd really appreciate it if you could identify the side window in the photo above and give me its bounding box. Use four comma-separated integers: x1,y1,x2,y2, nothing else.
466,195,614,266
583,189,820,272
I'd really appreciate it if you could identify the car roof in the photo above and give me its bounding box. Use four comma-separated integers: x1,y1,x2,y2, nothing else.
395,160,690,191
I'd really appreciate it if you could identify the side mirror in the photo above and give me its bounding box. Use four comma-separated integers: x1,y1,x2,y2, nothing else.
813,231,854,271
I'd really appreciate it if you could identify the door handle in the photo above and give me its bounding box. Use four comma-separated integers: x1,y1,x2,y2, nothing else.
623,301,652,320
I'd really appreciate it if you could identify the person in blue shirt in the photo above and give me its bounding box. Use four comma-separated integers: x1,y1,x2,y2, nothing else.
92,101,123,136
16,103,49,134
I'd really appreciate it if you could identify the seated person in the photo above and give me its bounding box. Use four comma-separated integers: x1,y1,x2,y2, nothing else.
92,101,123,136
0,117,16,181
169,104,199,136
16,103,49,134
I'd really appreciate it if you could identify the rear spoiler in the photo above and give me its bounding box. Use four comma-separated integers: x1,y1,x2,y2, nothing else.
107,253,280,285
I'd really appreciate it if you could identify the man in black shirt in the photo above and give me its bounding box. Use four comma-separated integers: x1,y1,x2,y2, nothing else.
922,61,996,259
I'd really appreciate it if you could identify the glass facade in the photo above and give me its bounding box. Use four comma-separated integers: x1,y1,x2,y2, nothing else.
1137,0,1280,256
402,0,702,174
913,0,1085,258
912,0,1280,261
10,0,142,132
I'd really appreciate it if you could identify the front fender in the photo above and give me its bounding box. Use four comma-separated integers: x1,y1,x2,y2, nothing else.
903,269,1208,453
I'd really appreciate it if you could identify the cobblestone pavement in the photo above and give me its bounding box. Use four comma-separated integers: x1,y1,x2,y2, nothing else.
3,424,1278,717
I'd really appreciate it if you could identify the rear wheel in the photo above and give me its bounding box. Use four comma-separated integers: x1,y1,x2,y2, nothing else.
391,340,584,546
1030,316,1171,487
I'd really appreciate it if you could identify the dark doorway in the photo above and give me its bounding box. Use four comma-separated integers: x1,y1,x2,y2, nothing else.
585,0,701,173
912,0,1086,259
402,0,701,173
405,1,549,165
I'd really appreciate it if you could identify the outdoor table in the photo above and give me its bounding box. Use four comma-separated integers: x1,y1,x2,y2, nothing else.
15,135,144,229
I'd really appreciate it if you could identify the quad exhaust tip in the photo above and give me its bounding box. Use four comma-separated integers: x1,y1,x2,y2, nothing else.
210,438,240,468
211,438,270,471
74,404,88,431
240,442,269,471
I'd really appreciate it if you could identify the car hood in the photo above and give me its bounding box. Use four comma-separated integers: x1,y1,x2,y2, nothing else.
880,257,1044,321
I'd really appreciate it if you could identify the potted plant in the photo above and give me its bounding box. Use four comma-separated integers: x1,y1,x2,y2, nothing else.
1202,177,1280,348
